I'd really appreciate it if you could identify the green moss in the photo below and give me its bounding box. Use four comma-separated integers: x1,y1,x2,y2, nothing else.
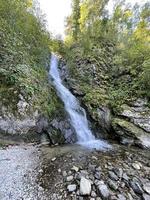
112,118,146,138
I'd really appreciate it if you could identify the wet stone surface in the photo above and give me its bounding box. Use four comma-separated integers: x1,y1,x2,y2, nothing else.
0,143,150,200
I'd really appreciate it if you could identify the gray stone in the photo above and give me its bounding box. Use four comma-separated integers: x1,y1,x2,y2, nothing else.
66,176,74,182
130,181,143,194
143,182,150,194
117,194,126,200
113,168,123,178
80,177,91,196
96,166,102,171
63,171,67,177
97,182,110,200
108,179,118,190
108,171,119,181
71,166,79,172
122,173,129,181
51,157,56,162
67,184,77,192
132,163,141,170
95,171,101,179
127,193,133,200
91,191,97,197
88,164,96,172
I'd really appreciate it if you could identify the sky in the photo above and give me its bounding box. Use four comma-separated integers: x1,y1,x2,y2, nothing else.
38,0,148,37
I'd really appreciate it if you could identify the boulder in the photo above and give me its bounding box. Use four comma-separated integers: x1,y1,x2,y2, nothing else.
80,177,91,196
112,118,150,148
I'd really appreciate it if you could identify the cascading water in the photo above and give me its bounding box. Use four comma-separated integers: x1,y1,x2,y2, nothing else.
50,54,111,150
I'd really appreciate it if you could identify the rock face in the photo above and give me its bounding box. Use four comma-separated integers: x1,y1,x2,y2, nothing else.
112,99,150,148
121,100,150,133
0,92,75,144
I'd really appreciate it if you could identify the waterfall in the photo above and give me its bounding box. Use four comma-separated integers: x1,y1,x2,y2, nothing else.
49,54,111,150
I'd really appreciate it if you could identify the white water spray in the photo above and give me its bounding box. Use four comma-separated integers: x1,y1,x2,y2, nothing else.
50,54,111,150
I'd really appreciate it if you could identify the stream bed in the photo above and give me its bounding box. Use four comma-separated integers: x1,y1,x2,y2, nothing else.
0,142,150,200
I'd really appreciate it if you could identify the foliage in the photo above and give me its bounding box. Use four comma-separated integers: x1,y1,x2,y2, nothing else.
64,0,150,109
0,0,62,116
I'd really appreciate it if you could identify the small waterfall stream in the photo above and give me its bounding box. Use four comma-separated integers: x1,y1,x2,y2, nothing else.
50,54,111,150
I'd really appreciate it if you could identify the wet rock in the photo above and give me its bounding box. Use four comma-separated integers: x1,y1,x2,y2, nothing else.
80,177,91,195
67,184,77,192
130,181,143,194
108,171,119,181
108,179,118,191
96,106,112,134
97,181,110,200
66,176,74,182
143,182,150,194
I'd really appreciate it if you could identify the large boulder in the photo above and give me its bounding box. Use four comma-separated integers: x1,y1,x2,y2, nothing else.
120,100,150,133
112,118,150,148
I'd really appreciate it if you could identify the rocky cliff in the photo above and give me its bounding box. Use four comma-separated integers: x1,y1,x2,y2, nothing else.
62,41,150,149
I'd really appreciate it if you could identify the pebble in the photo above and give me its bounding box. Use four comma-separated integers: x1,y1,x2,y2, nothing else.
94,171,101,179
113,168,123,178
66,175,74,182
127,193,133,200
122,173,129,181
92,156,98,160
96,166,102,171
80,177,91,195
63,171,67,177
108,179,118,191
51,157,56,162
71,166,79,172
117,194,126,200
97,182,110,199
130,181,143,194
132,163,141,170
91,191,97,197
108,171,119,181
67,184,77,192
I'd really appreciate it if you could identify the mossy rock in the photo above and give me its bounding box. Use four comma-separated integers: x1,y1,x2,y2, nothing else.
112,118,150,148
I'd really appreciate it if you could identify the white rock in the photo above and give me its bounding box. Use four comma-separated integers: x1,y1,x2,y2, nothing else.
67,184,77,192
66,176,74,182
71,166,79,172
80,177,91,195
51,157,56,162
132,163,141,170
